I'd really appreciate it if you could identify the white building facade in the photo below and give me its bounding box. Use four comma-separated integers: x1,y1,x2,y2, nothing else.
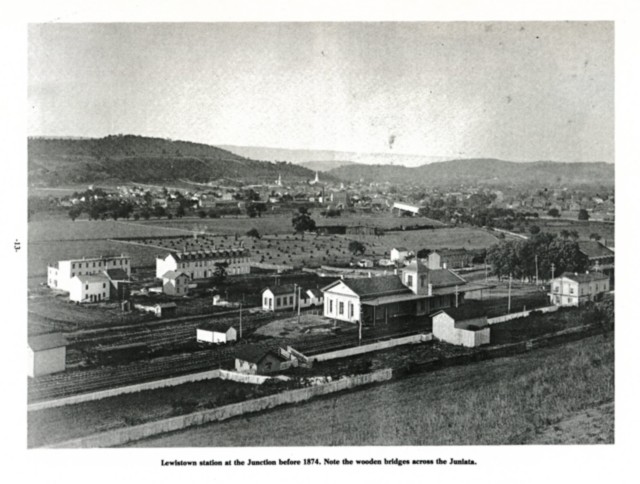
549,272,610,306
156,248,251,280
69,274,111,303
48,255,130,292
432,310,490,348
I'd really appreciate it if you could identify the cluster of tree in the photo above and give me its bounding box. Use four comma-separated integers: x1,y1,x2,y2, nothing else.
292,207,316,236
246,202,267,218
348,240,366,255
69,198,135,221
321,208,342,217
487,232,588,281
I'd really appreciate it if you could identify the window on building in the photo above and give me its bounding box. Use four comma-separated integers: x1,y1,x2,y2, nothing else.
289,296,293,305
72,263,75,269
569,287,574,294
72,272,75,277
339,301,344,315
103,283,106,288
329,300,333,313
349,303,354,318
420,275,426,288
85,284,88,290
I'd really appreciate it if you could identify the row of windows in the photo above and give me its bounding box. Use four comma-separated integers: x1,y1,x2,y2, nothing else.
72,259,128,269
85,283,107,290
178,258,248,269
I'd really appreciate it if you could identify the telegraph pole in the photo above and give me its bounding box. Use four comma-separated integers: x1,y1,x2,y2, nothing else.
239,303,243,339
292,283,297,315
455,285,459,308
551,263,556,281
484,257,488,283
297,286,301,324
508,274,512,313
535,254,539,286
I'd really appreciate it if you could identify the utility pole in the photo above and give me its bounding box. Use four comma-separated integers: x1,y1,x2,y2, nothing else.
358,318,362,346
508,274,512,313
297,286,301,324
293,283,297,315
484,257,488,283
455,285,459,308
535,254,539,286
239,303,243,339
551,263,556,281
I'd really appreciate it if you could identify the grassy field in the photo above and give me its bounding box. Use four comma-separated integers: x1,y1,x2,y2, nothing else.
535,219,615,245
28,377,295,448
128,334,613,447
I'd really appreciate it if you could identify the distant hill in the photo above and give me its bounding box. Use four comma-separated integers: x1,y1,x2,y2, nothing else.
297,160,356,172
219,145,452,167
28,135,328,186
328,158,615,187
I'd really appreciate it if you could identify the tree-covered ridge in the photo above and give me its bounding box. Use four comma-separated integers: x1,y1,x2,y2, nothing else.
28,135,325,185
328,158,614,187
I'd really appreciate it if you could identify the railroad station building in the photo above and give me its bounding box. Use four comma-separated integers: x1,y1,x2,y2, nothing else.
321,260,476,324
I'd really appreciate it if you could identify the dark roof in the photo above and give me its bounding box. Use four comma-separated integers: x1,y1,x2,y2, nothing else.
559,272,609,283
262,284,297,295
393,247,409,252
198,322,235,333
235,346,286,364
76,274,109,283
162,270,189,279
577,241,614,259
155,302,177,309
429,269,467,288
403,259,429,273
104,268,130,281
431,304,487,324
307,288,323,298
28,333,67,351
331,276,412,299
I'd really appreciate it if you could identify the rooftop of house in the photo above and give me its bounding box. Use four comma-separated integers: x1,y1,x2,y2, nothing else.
104,268,130,281
431,305,488,326
197,322,235,333
75,274,109,284
577,241,615,259
28,333,68,351
559,272,609,284
161,270,189,280
429,269,467,288
168,248,249,261
326,276,412,299
262,284,298,296
392,247,409,252
403,259,429,273
235,346,286,364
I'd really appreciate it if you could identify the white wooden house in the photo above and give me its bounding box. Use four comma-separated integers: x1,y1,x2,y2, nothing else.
69,274,110,303
262,285,297,311
549,272,610,306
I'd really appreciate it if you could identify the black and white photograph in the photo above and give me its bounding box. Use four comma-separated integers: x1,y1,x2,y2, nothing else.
5,0,640,481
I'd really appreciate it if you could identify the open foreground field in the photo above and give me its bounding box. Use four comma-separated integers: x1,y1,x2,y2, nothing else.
127,334,613,447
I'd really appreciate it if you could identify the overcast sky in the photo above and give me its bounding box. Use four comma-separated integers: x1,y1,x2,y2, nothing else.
28,22,613,163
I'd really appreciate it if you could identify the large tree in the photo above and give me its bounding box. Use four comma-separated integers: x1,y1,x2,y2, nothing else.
292,207,316,235
348,240,366,255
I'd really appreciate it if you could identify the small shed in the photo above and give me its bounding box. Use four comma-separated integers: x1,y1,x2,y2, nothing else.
235,347,289,375
196,322,237,344
431,305,490,348
28,333,67,377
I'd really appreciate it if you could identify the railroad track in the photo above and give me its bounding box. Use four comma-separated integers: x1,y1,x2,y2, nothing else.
28,321,429,403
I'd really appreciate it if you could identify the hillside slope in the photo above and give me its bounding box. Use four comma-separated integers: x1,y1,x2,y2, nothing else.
28,135,323,186
328,158,614,187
